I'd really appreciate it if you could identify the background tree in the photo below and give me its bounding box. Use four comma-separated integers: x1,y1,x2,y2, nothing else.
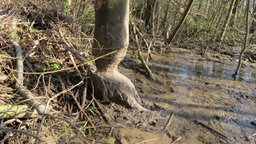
230,0,240,27
233,0,250,78
219,0,236,42
250,0,256,34
165,0,195,44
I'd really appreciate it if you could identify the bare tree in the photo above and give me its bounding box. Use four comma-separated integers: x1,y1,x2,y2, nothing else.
233,0,250,79
230,0,240,27
143,0,159,36
219,0,236,42
165,0,195,44
250,0,256,34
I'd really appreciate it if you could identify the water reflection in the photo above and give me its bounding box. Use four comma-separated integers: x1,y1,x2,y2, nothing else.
168,57,255,84
139,49,256,143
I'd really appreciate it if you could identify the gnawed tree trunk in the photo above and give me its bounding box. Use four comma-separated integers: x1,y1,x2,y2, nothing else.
91,0,147,111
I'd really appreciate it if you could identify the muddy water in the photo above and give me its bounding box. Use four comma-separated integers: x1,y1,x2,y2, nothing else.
127,48,256,144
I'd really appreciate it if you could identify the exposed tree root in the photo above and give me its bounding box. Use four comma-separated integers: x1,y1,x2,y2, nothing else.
91,71,148,111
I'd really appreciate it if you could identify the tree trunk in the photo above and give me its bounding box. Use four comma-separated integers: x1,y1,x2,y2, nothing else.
250,0,256,34
166,0,195,44
233,0,250,79
152,0,160,36
91,0,147,111
219,0,236,42
230,0,240,27
144,0,157,35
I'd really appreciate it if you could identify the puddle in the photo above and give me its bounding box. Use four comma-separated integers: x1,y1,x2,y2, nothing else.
132,48,256,144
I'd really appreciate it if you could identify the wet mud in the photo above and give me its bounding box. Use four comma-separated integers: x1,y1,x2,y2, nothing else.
114,48,256,144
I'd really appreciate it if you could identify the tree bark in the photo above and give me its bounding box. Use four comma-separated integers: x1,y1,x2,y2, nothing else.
219,0,236,42
91,0,147,111
165,0,195,44
230,0,240,27
233,0,250,79
250,0,256,34
144,0,155,29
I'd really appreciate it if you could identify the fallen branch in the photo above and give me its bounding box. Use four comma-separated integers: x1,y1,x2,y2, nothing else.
0,126,45,142
40,113,109,144
163,113,174,138
131,22,155,81
194,120,228,140
0,40,50,119
58,29,87,63
171,136,181,144
70,92,95,127
164,113,174,131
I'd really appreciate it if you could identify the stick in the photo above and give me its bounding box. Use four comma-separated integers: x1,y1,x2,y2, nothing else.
164,113,174,131
40,113,109,144
70,92,95,127
11,40,49,115
58,29,88,64
0,127,45,142
194,120,228,140
171,136,181,144
135,138,160,144
131,22,155,81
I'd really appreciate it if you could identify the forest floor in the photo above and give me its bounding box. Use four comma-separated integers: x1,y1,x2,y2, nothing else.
1,42,256,144
97,47,256,144
1,2,256,143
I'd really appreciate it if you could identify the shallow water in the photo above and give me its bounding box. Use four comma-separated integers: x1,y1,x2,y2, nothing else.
131,48,256,144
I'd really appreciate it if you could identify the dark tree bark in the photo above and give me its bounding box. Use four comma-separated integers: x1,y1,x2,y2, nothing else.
143,0,159,36
91,0,147,111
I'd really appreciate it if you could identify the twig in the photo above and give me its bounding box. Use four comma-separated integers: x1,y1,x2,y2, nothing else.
135,138,159,144
194,120,228,140
171,136,181,144
45,80,84,111
81,78,89,110
78,124,125,129
70,92,95,127
2,49,117,76
58,29,88,63
69,51,83,78
0,127,45,142
164,113,174,131
40,113,109,144
35,115,46,144
92,98,109,124
249,133,256,140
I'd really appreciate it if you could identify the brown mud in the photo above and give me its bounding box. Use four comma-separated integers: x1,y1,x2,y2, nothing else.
100,47,256,144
